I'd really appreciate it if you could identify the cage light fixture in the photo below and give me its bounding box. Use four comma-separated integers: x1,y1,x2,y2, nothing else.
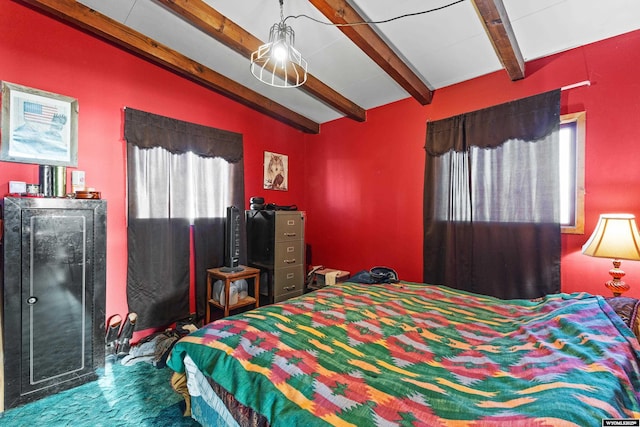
250,0,308,88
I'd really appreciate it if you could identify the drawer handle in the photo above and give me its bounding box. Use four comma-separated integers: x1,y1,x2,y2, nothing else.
283,285,296,291
284,232,297,237
284,259,296,264
26,296,38,305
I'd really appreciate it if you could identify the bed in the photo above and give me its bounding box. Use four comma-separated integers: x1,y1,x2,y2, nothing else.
167,281,640,427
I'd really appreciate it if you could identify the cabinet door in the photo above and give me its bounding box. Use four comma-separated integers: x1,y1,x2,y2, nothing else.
245,210,275,265
19,208,95,397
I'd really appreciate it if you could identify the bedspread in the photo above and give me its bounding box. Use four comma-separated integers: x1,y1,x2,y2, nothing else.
168,282,640,427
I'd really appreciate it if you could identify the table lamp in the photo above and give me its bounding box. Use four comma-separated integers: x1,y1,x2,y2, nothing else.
582,213,640,296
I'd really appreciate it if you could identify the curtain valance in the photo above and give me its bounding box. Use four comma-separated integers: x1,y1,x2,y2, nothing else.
124,107,243,163
425,90,560,156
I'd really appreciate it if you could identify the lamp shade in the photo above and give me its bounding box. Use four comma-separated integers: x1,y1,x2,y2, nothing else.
582,213,640,260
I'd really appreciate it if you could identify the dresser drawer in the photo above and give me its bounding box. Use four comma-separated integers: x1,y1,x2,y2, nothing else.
275,212,303,242
274,240,303,267
273,265,304,296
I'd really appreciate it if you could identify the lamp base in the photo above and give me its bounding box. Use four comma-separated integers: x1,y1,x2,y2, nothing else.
605,259,630,297
605,279,630,297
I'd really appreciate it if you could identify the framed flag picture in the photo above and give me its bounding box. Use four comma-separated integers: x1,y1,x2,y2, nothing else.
1,81,78,166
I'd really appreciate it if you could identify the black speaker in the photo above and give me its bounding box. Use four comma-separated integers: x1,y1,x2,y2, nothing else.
221,206,244,272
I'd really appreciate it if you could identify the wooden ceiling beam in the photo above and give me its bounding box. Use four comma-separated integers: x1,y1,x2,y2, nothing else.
19,0,320,134
308,0,434,105
157,0,366,122
471,0,525,80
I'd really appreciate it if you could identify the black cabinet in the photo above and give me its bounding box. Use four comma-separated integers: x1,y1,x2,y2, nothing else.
246,210,305,303
0,197,107,411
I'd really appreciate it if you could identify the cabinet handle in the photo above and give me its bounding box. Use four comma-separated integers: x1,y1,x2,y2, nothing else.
26,296,38,305
284,259,296,264
284,232,297,237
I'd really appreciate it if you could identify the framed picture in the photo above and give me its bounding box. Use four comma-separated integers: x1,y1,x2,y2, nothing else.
263,151,288,191
1,81,78,166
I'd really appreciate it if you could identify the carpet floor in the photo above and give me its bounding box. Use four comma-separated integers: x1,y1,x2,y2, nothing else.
0,360,201,427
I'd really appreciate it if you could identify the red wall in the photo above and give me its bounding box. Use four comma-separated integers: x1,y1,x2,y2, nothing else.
305,30,640,299
4,0,640,330
0,1,307,323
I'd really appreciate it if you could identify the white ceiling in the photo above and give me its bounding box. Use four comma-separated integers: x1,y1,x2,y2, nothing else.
77,0,640,125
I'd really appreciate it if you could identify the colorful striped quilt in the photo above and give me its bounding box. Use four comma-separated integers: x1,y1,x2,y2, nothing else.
168,282,640,427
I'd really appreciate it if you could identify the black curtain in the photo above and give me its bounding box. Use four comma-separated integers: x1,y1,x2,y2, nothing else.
125,108,244,329
423,91,561,299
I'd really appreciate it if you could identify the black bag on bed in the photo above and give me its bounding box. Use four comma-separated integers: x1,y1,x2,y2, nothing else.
350,266,399,284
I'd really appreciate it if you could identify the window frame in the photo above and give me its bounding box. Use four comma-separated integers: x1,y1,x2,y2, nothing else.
560,111,586,234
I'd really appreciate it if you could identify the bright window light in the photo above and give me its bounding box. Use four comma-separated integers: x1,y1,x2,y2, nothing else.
559,124,574,225
559,112,586,234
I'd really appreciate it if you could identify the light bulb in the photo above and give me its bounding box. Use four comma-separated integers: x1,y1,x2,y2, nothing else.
272,43,288,62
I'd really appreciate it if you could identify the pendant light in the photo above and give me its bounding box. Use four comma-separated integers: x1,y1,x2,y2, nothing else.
250,0,308,88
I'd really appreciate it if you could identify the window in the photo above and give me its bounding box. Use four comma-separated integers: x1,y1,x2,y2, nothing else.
124,107,245,329
560,112,586,234
424,91,562,298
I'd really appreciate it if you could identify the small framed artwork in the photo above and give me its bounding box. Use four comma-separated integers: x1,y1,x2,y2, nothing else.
1,81,78,166
263,151,288,191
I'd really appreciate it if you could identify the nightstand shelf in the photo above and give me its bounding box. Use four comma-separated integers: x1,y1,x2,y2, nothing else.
206,265,260,323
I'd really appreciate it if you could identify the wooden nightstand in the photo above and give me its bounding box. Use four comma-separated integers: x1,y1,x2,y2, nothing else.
206,265,260,323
